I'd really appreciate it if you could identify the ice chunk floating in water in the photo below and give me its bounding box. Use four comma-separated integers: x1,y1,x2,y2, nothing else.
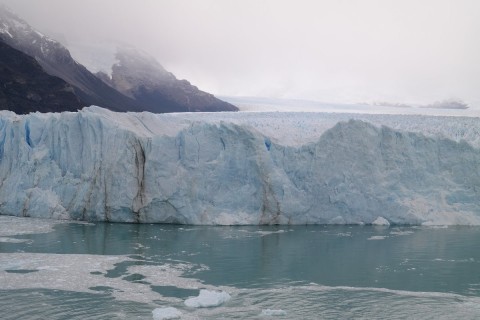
0,107,479,225
152,307,182,320
184,289,231,308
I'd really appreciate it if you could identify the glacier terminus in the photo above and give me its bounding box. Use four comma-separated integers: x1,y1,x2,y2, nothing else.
0,107,479,225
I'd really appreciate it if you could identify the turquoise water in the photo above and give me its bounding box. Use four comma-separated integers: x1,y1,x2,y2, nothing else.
1,217,480,319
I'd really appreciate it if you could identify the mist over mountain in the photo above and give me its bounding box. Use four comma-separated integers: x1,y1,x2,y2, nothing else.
0,5,236,113
96,47,237,112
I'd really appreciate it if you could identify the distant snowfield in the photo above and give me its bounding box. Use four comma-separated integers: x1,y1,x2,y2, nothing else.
0,106,479,225
222,96,480,118
158,108,480,147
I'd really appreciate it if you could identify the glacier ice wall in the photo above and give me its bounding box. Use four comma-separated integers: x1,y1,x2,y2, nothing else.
0,107,479,225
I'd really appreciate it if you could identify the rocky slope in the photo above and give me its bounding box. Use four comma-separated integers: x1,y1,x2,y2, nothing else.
0,37,83,114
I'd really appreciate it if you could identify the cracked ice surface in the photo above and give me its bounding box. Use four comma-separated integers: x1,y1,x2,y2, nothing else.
0,107,479,225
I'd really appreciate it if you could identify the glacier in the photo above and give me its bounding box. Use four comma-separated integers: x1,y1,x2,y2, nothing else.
0,106,479,225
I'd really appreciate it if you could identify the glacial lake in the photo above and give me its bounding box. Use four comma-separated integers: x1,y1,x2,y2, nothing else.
1,216,480,319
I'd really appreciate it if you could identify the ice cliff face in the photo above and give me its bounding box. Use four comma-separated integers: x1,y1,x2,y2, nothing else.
0,107,479,225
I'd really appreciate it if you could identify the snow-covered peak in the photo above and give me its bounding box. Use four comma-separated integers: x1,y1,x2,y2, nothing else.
0,5,71,61
1,6,43,40
0,5,28,33
67,42,171,80
112,46,175,85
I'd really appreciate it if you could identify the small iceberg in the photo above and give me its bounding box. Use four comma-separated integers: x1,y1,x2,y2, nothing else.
152,307,182,320
184,289,231,308
261,309,287,316
368,235,388,240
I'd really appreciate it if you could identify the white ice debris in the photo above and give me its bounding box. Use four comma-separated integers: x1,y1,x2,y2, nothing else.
389,230,414,236
0,237,29,243
0,216,65,237
152,307,182,320
368,236,388,240
0,252,210,304
184,289,231,308
372,217,390,226
261,309,287,316
0,107,479,225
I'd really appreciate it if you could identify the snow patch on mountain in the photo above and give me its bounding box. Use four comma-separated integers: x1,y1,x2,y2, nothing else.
0,6,61,58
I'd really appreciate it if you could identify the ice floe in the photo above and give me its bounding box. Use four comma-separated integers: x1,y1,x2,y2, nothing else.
184,289,231,308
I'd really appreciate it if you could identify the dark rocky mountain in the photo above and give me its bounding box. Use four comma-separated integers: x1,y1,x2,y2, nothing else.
96,47,238,112
0,6,237,113
0,37,83,114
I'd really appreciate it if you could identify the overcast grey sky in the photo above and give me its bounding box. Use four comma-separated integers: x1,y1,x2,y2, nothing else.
1,0,479,107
